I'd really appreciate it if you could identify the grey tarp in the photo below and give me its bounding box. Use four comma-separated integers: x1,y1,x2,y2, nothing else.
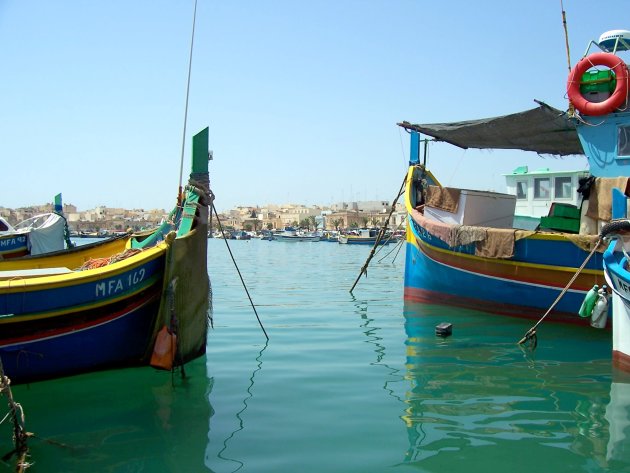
398,101,584,156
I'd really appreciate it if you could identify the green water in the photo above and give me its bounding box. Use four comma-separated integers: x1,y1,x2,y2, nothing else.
3,239,630,472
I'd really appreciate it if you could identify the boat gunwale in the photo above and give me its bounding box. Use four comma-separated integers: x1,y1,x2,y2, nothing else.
0,242,168,291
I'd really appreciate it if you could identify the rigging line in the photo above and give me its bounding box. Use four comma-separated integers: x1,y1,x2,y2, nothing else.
211,202,269,340
178,0,199,202
378,236,404,264
373,219,404,261
560,0,576,117
350,173,407,293
392,235,404,262
517,238,601,346
216,340,268,472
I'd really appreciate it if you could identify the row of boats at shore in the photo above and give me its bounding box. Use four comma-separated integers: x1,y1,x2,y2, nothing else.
211,227,403,244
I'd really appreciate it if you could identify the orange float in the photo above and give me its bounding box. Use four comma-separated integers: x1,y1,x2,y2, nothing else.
567,52,629,116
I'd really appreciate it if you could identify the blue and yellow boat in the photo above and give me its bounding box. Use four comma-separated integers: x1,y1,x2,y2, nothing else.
0,128,212,384
398,29,630,325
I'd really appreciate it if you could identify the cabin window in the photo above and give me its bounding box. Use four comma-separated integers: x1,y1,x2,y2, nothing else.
516,181,527,199
554,176,573,198
0,221,8,231
534,178,550,199
619,125,630,157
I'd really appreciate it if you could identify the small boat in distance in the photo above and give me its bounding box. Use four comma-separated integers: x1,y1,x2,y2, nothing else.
0,128,212,384
339,228,392,245
273,227,321,242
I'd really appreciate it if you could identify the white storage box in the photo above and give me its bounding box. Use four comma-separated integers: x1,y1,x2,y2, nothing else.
425,189,516,228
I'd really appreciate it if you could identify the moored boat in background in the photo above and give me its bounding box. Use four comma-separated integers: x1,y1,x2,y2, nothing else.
273,227,321,242
339,228,392,245
0,194,73,259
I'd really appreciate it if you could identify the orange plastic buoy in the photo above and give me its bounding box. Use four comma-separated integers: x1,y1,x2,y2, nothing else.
150,325,177,370
567,52,629,116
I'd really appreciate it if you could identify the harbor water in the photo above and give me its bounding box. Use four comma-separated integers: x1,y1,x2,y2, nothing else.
4,238,630,472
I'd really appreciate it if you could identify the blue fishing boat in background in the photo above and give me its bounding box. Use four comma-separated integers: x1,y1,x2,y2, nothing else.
339,228,392,245
0,128,212,384
400,29,630,331
0,194,72,259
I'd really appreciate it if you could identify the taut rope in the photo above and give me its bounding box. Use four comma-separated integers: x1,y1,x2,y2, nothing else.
518,238,601,346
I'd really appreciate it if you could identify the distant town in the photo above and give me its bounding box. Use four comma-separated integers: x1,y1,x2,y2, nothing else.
1,200,408,236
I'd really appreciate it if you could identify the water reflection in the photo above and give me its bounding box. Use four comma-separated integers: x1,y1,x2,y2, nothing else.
401,301,630,471
206,341,268,473
352,295,404,403
7,360,213,471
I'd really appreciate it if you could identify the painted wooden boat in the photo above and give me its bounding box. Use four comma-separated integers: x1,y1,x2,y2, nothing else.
0,197,72,259
398,33,630,325
0,128,212,384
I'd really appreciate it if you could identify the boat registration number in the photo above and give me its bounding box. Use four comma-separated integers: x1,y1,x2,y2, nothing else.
95,268,146,298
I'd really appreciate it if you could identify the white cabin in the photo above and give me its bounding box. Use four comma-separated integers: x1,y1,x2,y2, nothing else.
504,166,589,219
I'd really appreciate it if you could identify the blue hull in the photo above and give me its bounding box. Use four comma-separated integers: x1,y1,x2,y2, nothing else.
0,293,160,384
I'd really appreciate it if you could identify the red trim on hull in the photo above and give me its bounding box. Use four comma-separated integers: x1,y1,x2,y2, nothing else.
404,286,595,326
1,290,160,346
415,237,602,292
613,350,630,373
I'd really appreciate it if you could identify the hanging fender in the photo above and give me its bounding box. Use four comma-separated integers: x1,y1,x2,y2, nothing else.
567,52,629,116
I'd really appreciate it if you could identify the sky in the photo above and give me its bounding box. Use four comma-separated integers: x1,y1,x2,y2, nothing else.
0,0,626,213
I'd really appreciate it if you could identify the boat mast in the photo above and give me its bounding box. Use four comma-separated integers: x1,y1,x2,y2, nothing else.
178,0,199,205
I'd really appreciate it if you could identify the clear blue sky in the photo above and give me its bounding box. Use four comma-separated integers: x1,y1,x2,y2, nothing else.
0,1,623,212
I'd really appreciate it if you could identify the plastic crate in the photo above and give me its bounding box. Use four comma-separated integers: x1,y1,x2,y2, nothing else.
539,216,580,233
580,69,616,94
549,203,581,219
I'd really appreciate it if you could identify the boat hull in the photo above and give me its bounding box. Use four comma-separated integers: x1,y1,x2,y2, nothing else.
0,287,162,383
339,236,390,245
274,235,320,242
404,213,604,323
0,128,211,384
0,233,28,259
603,238,630,371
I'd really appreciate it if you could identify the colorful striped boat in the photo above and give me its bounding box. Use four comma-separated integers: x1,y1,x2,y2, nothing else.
399,108,606,325
400,29,630,373
400,28,630,333
0,128,212,384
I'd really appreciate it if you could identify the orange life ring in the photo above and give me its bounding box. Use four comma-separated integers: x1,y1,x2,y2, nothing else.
567,52,629,116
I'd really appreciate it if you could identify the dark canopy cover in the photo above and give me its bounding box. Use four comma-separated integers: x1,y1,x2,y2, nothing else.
398,102,584,156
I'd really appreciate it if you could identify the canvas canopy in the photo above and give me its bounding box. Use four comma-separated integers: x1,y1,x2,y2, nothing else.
14,213,66,255
398,102,584,157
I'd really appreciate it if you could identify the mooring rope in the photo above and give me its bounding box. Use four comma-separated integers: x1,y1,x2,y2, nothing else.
0,359,31,472
350,173,407,293
210,201,269,340
518,238,602,347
